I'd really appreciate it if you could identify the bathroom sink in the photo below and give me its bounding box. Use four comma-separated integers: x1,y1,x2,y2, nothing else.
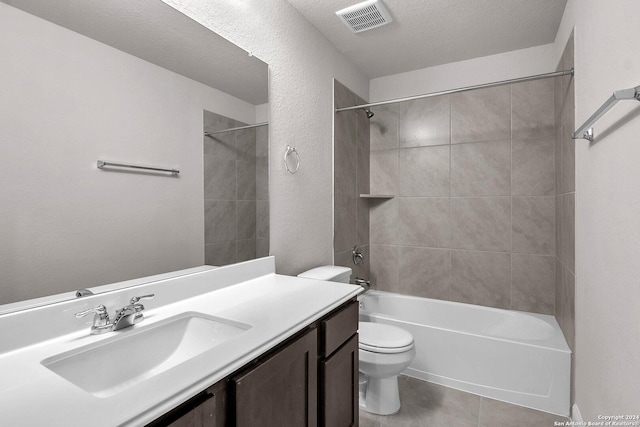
41,312,251,398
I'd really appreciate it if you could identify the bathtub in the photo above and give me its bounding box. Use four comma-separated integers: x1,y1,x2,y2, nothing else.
359,291,571,416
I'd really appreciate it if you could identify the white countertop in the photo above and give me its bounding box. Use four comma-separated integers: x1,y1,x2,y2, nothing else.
0,257,361,426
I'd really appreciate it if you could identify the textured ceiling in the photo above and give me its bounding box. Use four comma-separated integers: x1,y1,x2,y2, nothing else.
3,0,268,105
287,0,567,78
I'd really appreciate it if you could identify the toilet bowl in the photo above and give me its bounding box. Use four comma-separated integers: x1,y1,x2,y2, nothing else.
358,321,415,415
297,265,416,416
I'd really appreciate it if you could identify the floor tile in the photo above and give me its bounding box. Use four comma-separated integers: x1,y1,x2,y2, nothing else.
478,397,568,427
358,376,569,427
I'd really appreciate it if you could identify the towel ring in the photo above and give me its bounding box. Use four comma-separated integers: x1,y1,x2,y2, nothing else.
284,145,300,174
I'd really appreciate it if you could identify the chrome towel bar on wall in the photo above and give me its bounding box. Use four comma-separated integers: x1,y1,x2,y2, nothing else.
97,160,180,176
572,85,640,142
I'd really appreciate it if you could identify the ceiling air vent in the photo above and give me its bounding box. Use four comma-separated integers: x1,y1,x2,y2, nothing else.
336,0,393,34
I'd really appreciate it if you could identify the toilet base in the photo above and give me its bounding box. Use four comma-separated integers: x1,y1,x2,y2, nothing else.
358,375,401,415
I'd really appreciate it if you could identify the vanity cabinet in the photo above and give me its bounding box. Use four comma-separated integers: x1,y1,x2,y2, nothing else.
146,298,358,427
233,328,317,427
147,381,229,427
319,300,359,427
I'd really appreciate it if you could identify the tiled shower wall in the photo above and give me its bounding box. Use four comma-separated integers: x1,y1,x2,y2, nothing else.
554,33,576,402
334,80,370,280
203,110,269,266
368,78,559,314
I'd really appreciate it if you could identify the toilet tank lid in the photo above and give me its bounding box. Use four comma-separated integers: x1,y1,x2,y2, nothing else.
297,265,352,281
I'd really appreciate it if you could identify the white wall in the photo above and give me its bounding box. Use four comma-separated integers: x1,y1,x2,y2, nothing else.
573,0,640,419
370,43,558,102
255,103,269,124
162,0,369,275
0,3,258,303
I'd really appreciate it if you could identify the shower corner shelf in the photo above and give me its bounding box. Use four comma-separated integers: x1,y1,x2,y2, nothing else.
359,194,395,199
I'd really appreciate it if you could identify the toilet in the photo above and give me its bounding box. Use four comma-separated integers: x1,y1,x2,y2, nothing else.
297,265,416,415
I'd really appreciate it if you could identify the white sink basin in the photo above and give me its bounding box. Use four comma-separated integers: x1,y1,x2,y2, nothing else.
41,312,251,398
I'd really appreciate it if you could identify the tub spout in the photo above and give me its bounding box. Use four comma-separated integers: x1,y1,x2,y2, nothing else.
355,277,370,292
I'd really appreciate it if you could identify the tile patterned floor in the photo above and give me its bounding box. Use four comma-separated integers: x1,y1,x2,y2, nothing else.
360,376,568,427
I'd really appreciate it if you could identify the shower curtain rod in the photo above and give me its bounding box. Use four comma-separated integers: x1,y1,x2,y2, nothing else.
335,68,574,113
204,122,268,136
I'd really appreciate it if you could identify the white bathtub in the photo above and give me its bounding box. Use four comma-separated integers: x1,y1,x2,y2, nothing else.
359,291,571,416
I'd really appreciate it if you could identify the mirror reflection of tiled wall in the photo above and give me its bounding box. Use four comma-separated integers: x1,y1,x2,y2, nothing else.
333,80,370,282
203,110,269,266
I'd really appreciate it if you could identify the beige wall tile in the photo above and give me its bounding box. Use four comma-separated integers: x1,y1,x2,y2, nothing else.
237,200,256,240
334,136,357,196
398,198,450,248
398,95,450,148
334,80,356,145
511,254,555,314
451,85,511,144
203,110,237,159
370,244,399,291
512,78,555,140
204,155,236,200
399,146,450,197
334,195,357,253
451,197,511,251
512,196,555,255
512,137,555,196
451,140,511,196
204,200,236,244
370,103,398,151
370,149,398,194
370,198,398,245
236,239,256,262
398,247,451,299
237,161,257,200
451,250,511,309
205,241,236,266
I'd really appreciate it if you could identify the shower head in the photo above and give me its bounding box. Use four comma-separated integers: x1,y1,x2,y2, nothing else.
362,108,374,119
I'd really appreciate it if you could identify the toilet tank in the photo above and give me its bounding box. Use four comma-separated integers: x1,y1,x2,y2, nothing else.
297,265,352,283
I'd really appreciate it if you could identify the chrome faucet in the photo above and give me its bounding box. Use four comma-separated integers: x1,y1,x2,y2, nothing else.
75,294,155,335
352,246,365,265
355,277,371,292
112,294,154,331
75,304,112,335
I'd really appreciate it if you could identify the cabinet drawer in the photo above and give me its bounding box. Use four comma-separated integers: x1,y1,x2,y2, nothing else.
320,300,358,358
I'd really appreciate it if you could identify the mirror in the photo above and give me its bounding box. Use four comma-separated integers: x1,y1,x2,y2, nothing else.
0,0,269,311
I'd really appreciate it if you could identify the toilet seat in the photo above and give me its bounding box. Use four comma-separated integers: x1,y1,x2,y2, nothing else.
359,322,414,354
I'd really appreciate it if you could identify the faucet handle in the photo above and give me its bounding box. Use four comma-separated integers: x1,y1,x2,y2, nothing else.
129,294,155,304
75,304,108,319
75,305,112,334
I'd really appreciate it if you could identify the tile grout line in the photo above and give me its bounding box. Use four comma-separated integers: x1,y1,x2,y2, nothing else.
509,83,514,310
449,95,453,301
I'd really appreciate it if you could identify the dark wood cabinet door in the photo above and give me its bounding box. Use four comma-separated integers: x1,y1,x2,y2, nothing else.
148,381,228,427
233,328,318,427
320,334,359,427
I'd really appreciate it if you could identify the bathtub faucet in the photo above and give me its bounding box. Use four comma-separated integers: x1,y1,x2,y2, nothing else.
352,246,365,265
355,277,370,292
